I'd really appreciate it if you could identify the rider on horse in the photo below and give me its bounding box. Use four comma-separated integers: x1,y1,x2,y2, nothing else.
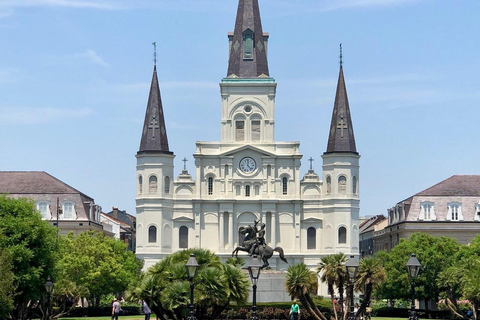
249,219,266,256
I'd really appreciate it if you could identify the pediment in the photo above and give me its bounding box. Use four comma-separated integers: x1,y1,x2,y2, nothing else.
219,145,275,157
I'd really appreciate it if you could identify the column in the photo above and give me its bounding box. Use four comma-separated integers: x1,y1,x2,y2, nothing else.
228,211,234,250
271,211,277,247
219,212,225,252
294,201,301,251
194,202,201,248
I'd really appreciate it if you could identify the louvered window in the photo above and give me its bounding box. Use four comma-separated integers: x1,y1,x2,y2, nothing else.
236,121,245,141
252,120,261,141
243,32,254,59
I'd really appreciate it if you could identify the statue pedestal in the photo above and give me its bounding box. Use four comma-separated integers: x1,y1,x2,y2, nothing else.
249,270,291,302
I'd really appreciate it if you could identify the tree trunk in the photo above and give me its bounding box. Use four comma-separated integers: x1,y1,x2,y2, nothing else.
444,298,464,319
329,289,339,320
298,295,324,320
356,283,372,319
305,293,328,320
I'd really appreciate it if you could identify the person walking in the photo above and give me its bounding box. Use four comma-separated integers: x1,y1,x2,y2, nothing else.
111,298,121,320
289,300,300,320
142,300,152,320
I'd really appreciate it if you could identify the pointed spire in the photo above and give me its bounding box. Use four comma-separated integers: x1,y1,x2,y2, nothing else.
325,48,357,155
227,0,269,78
138,65,172,154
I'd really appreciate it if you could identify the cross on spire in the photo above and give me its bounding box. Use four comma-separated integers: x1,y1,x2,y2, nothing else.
182,157,188,171
308,157,314,171
149,115,159,138
152,41,157,66
337,116,347,138
339,43,343,68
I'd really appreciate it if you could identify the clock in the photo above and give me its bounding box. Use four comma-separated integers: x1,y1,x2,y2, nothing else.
239,157,256,173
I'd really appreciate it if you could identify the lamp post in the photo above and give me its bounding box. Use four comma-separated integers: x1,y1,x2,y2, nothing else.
242,256,263,320
345,256,358,320
185,254,199,320
406,254,421,320
44,276,53,320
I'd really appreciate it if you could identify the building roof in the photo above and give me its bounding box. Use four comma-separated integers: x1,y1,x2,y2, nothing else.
226,0,269,78
138,66,172,155
0,171,93,200
416,175,480,197
359,215,386,233
325,65,358,155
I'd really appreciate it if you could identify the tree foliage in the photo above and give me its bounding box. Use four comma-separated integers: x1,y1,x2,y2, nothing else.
354,257,386,318
0,245,15,319
55,231,143,306
377,232,460,305
127,249,250,320
0,195,58,320
316,253,347,319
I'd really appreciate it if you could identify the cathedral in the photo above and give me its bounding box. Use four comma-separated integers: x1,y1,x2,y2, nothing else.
135,0,360,274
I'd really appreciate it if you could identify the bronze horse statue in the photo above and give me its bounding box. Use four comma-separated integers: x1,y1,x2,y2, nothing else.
232,224,288,269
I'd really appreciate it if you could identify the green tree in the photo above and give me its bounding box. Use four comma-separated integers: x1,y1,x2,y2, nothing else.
0,195,58,320
127,248,249,320
317,253,347,319
285,263,327,320
377,233,460,314
0,245,15,319
55,231,143,306
354,257,386,318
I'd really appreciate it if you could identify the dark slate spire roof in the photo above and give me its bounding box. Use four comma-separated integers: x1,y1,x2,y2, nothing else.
138,66,172,155
325,65,358,154
227,0,269,78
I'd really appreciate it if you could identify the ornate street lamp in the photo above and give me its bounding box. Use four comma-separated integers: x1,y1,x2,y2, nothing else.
345,256,358,320
242,256,263,320
44,276,54,320
185,254,199,320
406,254,421,320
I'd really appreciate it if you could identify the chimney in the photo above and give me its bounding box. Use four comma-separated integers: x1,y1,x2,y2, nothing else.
113,206,118,220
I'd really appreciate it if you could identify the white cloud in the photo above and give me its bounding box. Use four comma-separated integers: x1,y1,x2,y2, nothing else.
76,49,109,67
0,107,93,124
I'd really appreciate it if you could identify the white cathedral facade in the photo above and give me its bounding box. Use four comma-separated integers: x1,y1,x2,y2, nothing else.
135,0,360,276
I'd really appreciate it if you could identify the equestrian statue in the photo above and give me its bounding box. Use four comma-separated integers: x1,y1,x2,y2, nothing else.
232,219,288,269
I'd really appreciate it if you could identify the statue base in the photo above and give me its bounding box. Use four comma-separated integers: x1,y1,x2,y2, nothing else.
247,270,291,302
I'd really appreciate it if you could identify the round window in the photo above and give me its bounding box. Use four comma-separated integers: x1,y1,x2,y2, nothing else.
244,105,252,113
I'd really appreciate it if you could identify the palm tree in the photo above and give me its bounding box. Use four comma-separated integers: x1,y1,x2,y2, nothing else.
354,257,387,318
127,248,249,320
285,263,328,320
317,253,347,318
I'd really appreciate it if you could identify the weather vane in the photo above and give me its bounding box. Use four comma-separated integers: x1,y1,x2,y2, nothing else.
339,43,343,68
152,42,157,66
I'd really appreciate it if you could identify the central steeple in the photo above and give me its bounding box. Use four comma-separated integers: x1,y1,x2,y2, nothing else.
227,0,269,78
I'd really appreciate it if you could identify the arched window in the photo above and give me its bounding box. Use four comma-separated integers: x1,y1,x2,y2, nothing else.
37,202,50,219
251,119,261,141
235,120,245,141
164,176,170,194
148,226,157,243
326,176,331,194
179,226,188,249
352,176,357,194
307,227,316,249
338,227,347,244
138,175,143,194
245,185,251,197
208,177,213,195
63,202,75,219
267,165,271,177
338,176,347,194
149,176,158,194
282,177,288,195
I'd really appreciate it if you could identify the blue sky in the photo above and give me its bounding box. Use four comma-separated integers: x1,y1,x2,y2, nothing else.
1,0,479,217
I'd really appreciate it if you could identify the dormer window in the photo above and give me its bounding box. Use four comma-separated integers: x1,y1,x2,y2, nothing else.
447,202,463,221
62,202,76,220
419,201,436,221
243,29,254,60
36,201,51,220
475,202,480,221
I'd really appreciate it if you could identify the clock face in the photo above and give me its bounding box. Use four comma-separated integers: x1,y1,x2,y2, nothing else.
239,157,256,173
